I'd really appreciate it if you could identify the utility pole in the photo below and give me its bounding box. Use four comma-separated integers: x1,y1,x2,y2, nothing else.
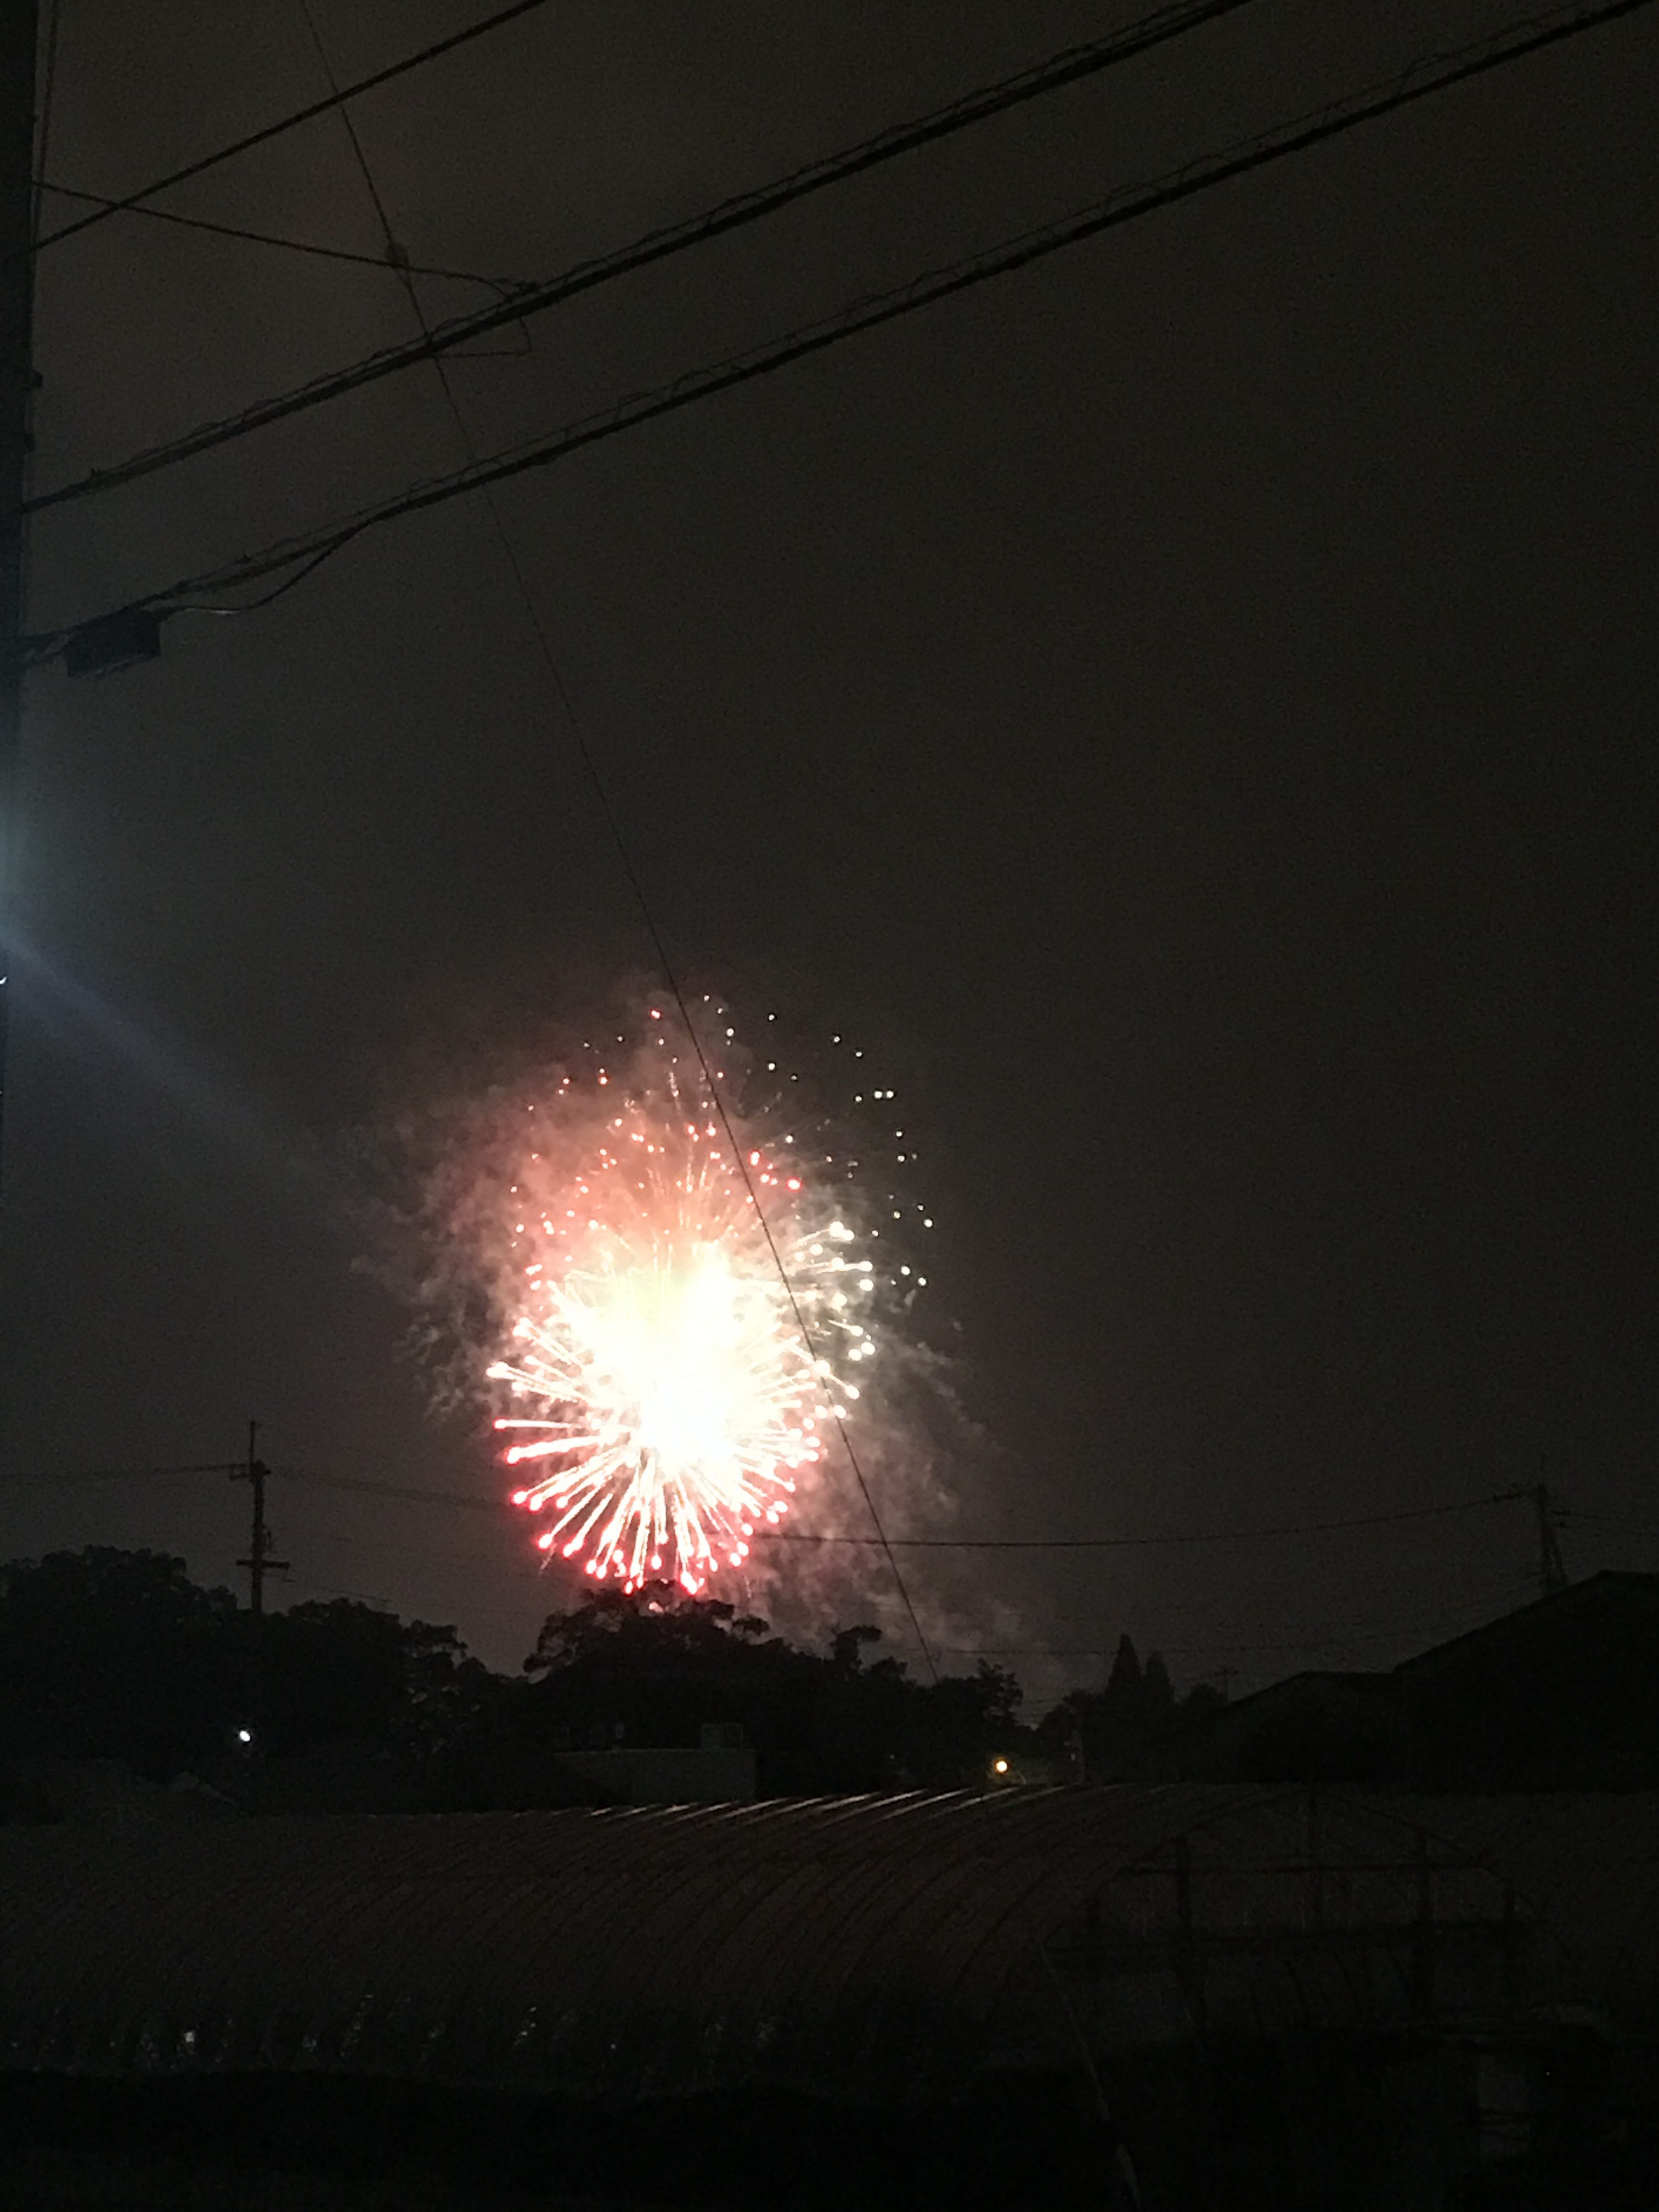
0,0,41,1186
233,1419,287,1615
232,1420,285,1808
1498,1476,1568,1597
1528,1479,1568,1597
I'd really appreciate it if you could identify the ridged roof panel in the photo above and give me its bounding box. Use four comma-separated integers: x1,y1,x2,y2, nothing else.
2,1785,1652,2098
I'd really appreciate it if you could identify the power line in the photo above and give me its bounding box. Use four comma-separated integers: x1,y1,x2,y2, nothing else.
10,0,558,267
0,1459,242,1486
0,1469,1570,1562
297,1521,541,1572
27,0,1648,659
3,1464,1516,1556
252,1477,1502,1555
758,1499,1506,1548
30,0,62,247
279,1468,501,1512
1561,1510,1659,1541
678,1012,943,1679
22,0,1257,515
0,1458,501,1513
293,0,466,309
934,1615,1500,1660
16,170,519,287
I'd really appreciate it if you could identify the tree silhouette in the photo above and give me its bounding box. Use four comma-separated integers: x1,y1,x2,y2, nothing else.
510,1584,1024,1794
2,1548,1217,1806
1035,1635,1198,1778
257,1599,492,1758
1142,1650,1175,1723
0,1548,240,1776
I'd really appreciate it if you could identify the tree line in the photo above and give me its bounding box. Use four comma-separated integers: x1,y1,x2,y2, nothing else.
0,1545,1223,1812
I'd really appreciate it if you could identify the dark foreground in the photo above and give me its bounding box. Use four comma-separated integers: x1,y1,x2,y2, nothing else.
3,2051,1655,2212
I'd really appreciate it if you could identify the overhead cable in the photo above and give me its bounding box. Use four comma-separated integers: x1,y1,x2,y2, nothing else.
0,1460,242,1486
754,1499,1504,1549
31,0,65,245
0,1463,1557,1564
26,0,1649,659
258,1473,1501,1551
18,170,518,287
278,1468,501,1511
1561,1509,1659,1541
935,1613,1500,1658
12,0,558,267
23,0,1259,514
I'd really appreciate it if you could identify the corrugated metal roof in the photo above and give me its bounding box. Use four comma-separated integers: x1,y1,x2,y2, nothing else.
0,1786,1276,2097
1,1785,1653,2101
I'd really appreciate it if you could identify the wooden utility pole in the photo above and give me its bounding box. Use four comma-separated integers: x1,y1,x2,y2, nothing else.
233,1420,285,1806
234,1418,286,1615
0,0,40,1185
1498,1477,1568,1596
1529,1479,1568,1596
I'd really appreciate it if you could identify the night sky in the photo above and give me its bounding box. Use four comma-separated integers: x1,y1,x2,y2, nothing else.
2,0,1655,1697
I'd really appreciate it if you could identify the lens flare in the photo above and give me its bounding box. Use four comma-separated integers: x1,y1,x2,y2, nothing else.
489,1052,885,1594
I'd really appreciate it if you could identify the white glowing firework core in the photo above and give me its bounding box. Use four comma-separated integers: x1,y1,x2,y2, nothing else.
491,1108,870,1594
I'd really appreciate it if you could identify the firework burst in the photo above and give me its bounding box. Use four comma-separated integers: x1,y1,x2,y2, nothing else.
486,1012,901,1593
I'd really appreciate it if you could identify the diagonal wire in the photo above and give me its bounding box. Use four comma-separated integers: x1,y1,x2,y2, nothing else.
207,1475,1519,1559
10,0,558,266
22,0,1260,514
297,0,940,1678
18,168,519,287
754,1498,1505,1547
30,0,64,245
0,1461,243,1486
279,1467,503,1512
26,0,1651,654
653,1000,944,1680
